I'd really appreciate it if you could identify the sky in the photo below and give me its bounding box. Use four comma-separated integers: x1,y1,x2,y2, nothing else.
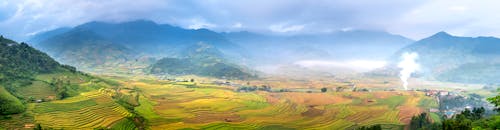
1,0,500,41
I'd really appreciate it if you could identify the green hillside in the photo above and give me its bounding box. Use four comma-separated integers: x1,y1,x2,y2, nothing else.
0,35,86,115
0,35,69,82
149,43,254,79
0,86,25,115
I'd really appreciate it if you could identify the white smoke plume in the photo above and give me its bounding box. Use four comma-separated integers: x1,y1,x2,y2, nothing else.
397,52,420,90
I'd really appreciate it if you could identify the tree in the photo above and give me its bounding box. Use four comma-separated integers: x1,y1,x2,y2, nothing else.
442,117,472,130
488,89,500,111
321,87,327,93
472,107,485,120
190,78,194,82
356,124,382,130
410,113,432,130
34,123,42,130
50,78,70,99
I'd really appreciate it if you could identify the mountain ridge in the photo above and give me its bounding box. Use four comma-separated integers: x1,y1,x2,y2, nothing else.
393,31,500,83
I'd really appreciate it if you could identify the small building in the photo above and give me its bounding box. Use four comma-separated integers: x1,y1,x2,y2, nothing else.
426,90,439,96
439,91,449,96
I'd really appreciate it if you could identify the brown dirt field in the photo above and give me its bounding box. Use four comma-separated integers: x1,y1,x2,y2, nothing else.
183,112,243,123
398,106,423,124
284,92,351,106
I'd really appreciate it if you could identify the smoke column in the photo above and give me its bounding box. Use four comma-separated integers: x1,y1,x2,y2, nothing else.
397,52,419,90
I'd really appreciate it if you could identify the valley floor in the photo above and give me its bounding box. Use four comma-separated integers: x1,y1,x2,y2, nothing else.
2,73,492,130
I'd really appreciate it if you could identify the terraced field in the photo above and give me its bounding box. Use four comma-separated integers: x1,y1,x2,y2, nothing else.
115,78,426,129
17,81,56,99
10,74,425,129
33,91,132,129
110,118,138,130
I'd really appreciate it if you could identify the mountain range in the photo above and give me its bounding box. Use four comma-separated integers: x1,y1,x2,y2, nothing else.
30,20,413,73
28,20,500,83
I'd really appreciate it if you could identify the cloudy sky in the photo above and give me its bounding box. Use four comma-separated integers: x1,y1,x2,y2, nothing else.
1,0,500,41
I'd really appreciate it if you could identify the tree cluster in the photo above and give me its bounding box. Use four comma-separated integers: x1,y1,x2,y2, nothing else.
50,78,71,100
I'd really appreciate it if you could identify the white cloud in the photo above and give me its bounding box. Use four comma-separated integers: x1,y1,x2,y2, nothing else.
341,27,353,32
448,5,467,12
387,0,500,39
232,22,242,28
187,18,216,29
269,23,304,33
0,1,8,7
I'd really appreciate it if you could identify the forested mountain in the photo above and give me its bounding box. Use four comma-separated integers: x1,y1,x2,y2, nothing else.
33,20,245,57
36,28,135,71
0,35,78,115
394,32,500,83
30,20,249,73
0,36,73,83
149,43,254,79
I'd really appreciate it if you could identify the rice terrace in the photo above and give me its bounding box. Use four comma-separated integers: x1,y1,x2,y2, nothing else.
2,0,500,130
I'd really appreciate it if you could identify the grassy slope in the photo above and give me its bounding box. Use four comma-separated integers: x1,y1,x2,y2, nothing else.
0,86,25,115
17,81,56,99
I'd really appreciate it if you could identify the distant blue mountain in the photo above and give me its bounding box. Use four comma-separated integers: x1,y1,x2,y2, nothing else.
223,30,414,65
28,27,71,45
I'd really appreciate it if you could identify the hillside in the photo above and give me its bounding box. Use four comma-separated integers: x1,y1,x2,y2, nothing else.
0,35,136,129
0,35,79,115
0,36,68,81
149,43,254,79
36,28,135,71
394,32,500,83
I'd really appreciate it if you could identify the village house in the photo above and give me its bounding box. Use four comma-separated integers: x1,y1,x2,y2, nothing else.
439,91,449,96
